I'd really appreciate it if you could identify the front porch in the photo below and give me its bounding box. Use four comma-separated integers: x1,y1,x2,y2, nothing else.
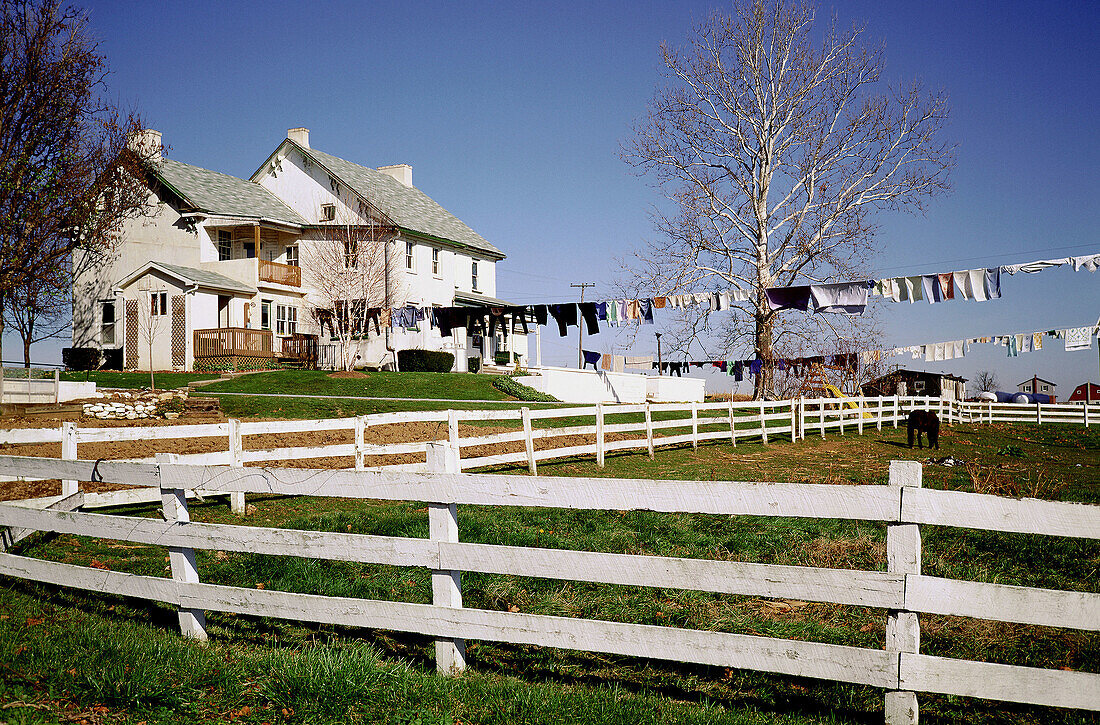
193,328,275,372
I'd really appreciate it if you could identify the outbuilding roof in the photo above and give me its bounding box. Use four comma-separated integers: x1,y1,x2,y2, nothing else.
115,261,257,295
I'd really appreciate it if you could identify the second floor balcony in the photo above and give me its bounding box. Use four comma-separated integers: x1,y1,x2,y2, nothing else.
202,258,301,289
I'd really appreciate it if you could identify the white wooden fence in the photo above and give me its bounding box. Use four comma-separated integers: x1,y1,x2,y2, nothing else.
0,368,60,404
0,452,1095,724
2,395,1097,514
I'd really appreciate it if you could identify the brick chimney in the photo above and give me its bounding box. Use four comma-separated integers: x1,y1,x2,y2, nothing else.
287,127,310,149
378,164,413,187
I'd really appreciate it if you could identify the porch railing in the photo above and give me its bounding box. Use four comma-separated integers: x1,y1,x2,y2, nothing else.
193,328,274,358
259,259,301,287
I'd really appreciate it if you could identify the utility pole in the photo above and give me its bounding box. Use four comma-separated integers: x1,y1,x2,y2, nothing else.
570,282,595,368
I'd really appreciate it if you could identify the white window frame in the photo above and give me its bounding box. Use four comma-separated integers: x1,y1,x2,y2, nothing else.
100,300,116,345
150,291,168,317
217,230,232,261
276,304,287,335
287,306,297,335
432,248,441,276
405,241,415,271
261,300,272,331
471,260,479,291
285,245,299,267
320,203,336,222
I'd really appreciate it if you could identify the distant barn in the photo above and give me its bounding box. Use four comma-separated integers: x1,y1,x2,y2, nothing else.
1068,382,1100,403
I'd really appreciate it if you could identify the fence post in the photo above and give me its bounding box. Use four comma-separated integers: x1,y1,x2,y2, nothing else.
819,399,825,439
893,396,900,428
425,442,465,674
0,366,4,404
228,418,246,515
644,402,654,459
595,402,606,466
354,415,367,470
1036,402,1042,425
156,452,208,641
60,422,78,497
448,409,460,458
690,401,699,449
521,406,536,475
1085,402,1090,428
760,402,768,444
886,460,922,725
728,399,737,447
839,402,845,436
790,400,797,442
876,398,883,432
53,369,60,405
857,397,864,435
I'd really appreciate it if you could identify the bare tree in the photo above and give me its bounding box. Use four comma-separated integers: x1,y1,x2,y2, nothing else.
3,266,70,367
972,370,999,394
0,0,154,361
623,0,953,398
135,280,167,390
302,211,404,371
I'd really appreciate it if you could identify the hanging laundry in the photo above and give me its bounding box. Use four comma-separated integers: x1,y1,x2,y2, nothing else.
612,355,625,373
1006,335,1018,357
983,268,1001,299
1065,327,1094,351
810,281,873,314
900,276,923,303
729,288,753,302
937,273,954,300
581,350,601,370
638,299,654,324
600,354,612,371
653,297,667,309
578,302,600,334
1032,332,1043,350
532,305,549,326
1071,254,1100,272
921,275,941,303
549,304,578,336
1001,258,1068,274
765,285,812,311
1020,333,1032,353
624,355,653,370
595,301,608,321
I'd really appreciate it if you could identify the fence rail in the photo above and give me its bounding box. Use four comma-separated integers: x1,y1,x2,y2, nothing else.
3,395,1098,512
0,453,1096,723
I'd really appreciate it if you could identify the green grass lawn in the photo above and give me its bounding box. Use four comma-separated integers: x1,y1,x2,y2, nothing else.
200,370,512,401
2,422,1098,724
60,370,221,389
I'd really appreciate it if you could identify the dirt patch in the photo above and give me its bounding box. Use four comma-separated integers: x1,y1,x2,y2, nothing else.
328,371,366,379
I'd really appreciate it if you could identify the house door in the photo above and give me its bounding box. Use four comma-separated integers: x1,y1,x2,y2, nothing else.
218,296,231,327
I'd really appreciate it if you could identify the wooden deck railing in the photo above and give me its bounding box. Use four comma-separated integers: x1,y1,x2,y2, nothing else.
193,328,274,358
259,259,301,287
279,333,319,368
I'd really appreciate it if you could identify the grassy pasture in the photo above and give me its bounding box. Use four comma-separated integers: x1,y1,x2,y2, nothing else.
1,421,1097,724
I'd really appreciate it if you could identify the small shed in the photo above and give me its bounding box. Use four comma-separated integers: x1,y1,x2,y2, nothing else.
861,369,967,400
1017,376,1057,402
1068,382,1100,403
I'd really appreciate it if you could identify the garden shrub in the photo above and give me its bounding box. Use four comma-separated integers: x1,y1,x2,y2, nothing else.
492,375,559,402
62,347,101,371
396,349,455,373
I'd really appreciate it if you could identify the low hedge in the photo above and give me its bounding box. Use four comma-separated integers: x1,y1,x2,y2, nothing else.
491,375,560,402
62,347,101,371
397,349,455,373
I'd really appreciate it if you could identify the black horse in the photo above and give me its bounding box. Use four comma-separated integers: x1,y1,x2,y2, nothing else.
907,410,940,450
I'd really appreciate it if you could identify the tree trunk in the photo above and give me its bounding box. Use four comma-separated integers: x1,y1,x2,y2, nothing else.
23,338,31,368
753,312,775,400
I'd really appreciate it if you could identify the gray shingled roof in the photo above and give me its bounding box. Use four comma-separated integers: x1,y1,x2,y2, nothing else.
299,145,504,259
154,262,256,295
155,158,307,227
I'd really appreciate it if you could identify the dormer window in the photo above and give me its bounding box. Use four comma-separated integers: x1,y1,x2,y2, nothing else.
320,203,336,221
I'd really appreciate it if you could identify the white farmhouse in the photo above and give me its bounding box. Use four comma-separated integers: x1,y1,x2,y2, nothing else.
72,128,524,372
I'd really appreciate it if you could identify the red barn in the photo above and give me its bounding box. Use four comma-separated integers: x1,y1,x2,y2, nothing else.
1068,382,1100,402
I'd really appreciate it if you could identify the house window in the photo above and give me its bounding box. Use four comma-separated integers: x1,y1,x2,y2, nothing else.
285,245,299,267
244,241,255,258
1042,385,1049,391
344,239,358,268
261,300,272,331
150,291,168,316
471,260,479,290
405,241,415,270
320,203,336,221
276,304,287,335
217,230,232,261
101,301,116,345
432,248,440,275
287,306,297,335
913,380,926,393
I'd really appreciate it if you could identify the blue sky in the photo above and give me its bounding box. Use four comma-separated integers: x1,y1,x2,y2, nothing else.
30,1,1099,395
